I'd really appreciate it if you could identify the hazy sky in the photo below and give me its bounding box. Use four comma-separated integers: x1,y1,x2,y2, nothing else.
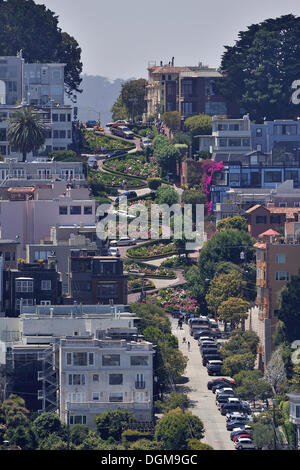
36,0,300,81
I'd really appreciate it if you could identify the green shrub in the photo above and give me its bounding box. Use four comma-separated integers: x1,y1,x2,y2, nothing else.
147,177,162,190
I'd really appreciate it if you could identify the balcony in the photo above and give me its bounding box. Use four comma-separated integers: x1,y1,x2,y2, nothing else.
135,381,146,389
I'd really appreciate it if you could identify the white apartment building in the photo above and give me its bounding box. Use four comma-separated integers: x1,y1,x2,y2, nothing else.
0,305,154,427
0,55,73,160
0,182,96,258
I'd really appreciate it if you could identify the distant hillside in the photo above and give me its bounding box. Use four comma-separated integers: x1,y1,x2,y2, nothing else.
66,74,135,126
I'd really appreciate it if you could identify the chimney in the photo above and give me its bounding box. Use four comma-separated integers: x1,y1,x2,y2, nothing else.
172,57,174,66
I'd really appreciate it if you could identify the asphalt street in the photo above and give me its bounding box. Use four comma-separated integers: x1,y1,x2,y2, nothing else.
171,317,234,450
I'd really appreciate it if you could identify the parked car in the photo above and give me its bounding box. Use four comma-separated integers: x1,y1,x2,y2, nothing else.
115,191,137,203
226,412,247,422
206,360,223,376
215,387,235,398
233,433,251,443
212,382,235,394
207,377,236,391
201,347,219,357
111,126,134,139
230,426,252,440
107,247,120,257
86,120,98,128
200,342,218,352
106,149,127,159
199,337,216,345
202,353,222,366
216,394,236,408
106,120,130,128
234,437,256,450
226,416,251,431
141,137,152,148
110,237,137,246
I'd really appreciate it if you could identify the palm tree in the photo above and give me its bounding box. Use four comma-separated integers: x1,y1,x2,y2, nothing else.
7,107,46,162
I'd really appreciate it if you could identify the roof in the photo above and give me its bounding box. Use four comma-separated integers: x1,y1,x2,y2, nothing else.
148,65,191,74
254,243,267,249
258,229,280,237
245,204,263,214
7,187,35,193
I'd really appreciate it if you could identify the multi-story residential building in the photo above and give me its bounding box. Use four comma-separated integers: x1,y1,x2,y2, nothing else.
59,336,154,427
197,115,300,162
68,250,127,305
0,54,73,160
3,260,62,316
246,230,300,368
145,60,240,124
0,305,154,426
0,159,85,187
245,203,300,238
0,182,96,258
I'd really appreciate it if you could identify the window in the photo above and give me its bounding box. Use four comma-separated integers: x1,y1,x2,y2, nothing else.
102,354,120,366
256,128,262,137
296,405,300,418
276,272,289,281
109,374,123,385
68,374,85,385
41,280,51,291
15,279,33,293
60,114,66,122
59,206,68,215
276,254,286,264
182,102,193,116
109,393,123,402
16,298,34,310
256,216,267,224
52,114,59,122
228,138,241,147
97,283,117,299
59,130,66,139
93,374,99,382
69,415,86,425
270,215,281,224
92,393,99,401
182,80,193,97
229,173,240,183
70,206,81,215
40,300,51,306
4,252,11,261
84,206,93,215
264,171,282,183
67,352,94,367
130,356,149,366
53,130,59,139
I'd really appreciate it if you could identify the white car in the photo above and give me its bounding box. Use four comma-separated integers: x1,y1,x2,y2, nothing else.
234,437,256,450
110,237,137,246
111,210,136,219
108,247,120,257
216,387,234,397
141,137,152,148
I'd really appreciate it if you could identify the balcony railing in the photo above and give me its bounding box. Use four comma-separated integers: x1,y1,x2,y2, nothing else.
135,381,146,389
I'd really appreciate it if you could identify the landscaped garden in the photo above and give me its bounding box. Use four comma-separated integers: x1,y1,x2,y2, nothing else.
124,260,176,279
81,129,135,154
95,171,147,188
146,286,199,315
127,276,155,293
103,153,160,179
126,240,179,260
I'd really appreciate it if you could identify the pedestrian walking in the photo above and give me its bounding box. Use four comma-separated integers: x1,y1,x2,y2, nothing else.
182,337,186,344
188,341,191,351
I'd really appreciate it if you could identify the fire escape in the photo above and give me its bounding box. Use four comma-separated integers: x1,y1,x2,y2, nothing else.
37,342,59,413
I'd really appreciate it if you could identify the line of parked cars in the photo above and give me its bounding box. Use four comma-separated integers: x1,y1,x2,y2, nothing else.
207,377,257,450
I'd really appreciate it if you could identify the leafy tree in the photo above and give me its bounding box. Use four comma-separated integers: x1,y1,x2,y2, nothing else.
70,424,90,446
187,439,214,450
277,269,300,342
154,408,204,450
152,135,180,175
206,271,246,316
1,394,30,428
155,392,191,414
217,215,248,232
222,352,256,377
0,0,82,98
155,186,179,205
129,439,163,450
111,95,128,122
7,107,46,162
264,347,286,396
233,370,272,405
4,425,34,450
184,114,212,136
219,330,259,359
251,423,277,450
31,412,65,442
218,14,300,121
163,111,181,133
38,432,69,451
130,303,171,335
217,297,250,329
95,408,137,442
147,177,162,190
121,79,147,120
